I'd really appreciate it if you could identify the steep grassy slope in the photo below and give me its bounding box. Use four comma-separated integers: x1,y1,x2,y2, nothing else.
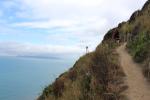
38,41,126,100
38,0,150,100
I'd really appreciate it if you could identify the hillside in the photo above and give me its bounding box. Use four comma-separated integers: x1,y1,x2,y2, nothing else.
38,0,150,100
104,0,150,80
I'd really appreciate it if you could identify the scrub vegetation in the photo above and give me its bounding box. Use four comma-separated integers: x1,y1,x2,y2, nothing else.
38,41,126,100
38,0,150,100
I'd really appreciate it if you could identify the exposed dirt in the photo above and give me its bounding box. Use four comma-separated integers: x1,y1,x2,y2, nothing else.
116,43,150,100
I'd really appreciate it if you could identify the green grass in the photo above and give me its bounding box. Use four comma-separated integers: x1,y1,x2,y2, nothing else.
127,32,150,62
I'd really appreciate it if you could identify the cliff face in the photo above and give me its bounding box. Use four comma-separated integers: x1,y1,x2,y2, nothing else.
38,0,150,100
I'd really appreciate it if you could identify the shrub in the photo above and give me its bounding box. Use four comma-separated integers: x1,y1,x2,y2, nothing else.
68,69,77,81
43,85,53,97
127,32,150,62
53,79,64,97
82,75,91,92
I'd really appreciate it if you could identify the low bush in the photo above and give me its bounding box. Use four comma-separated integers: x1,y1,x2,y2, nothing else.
53,79,65,97
68,69,77,81
127,32,150,62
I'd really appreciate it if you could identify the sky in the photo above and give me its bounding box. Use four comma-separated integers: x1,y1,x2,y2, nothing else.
0,0,147,59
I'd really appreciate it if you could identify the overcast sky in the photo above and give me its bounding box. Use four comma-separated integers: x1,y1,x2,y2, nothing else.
0,0,147,59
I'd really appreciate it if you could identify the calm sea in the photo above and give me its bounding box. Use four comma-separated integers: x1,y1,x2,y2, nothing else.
0,56,75,100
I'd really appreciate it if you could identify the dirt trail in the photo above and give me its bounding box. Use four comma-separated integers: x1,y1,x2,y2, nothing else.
116,43,150,100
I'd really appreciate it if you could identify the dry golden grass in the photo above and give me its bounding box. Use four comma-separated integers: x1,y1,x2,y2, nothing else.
38,41,126,100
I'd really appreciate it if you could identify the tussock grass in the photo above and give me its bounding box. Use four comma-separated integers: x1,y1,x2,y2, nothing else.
38,41,126,100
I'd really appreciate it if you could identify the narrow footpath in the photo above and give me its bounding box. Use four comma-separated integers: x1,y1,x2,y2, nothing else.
116,43,150,100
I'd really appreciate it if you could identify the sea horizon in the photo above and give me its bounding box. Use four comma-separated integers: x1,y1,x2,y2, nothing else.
0,56,76,100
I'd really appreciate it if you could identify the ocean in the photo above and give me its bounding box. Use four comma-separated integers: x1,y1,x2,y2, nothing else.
0,56,75,100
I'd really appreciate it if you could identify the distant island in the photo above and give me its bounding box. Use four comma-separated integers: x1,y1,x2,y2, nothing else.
19,55,61,60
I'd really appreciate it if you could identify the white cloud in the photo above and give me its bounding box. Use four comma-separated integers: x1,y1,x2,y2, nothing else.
0,24,21,35
12,19,78,29
0,0,148,58
11,16,108,52
0,41,83,59
14,0,147,20
12,0,147,33
15,0,104,19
